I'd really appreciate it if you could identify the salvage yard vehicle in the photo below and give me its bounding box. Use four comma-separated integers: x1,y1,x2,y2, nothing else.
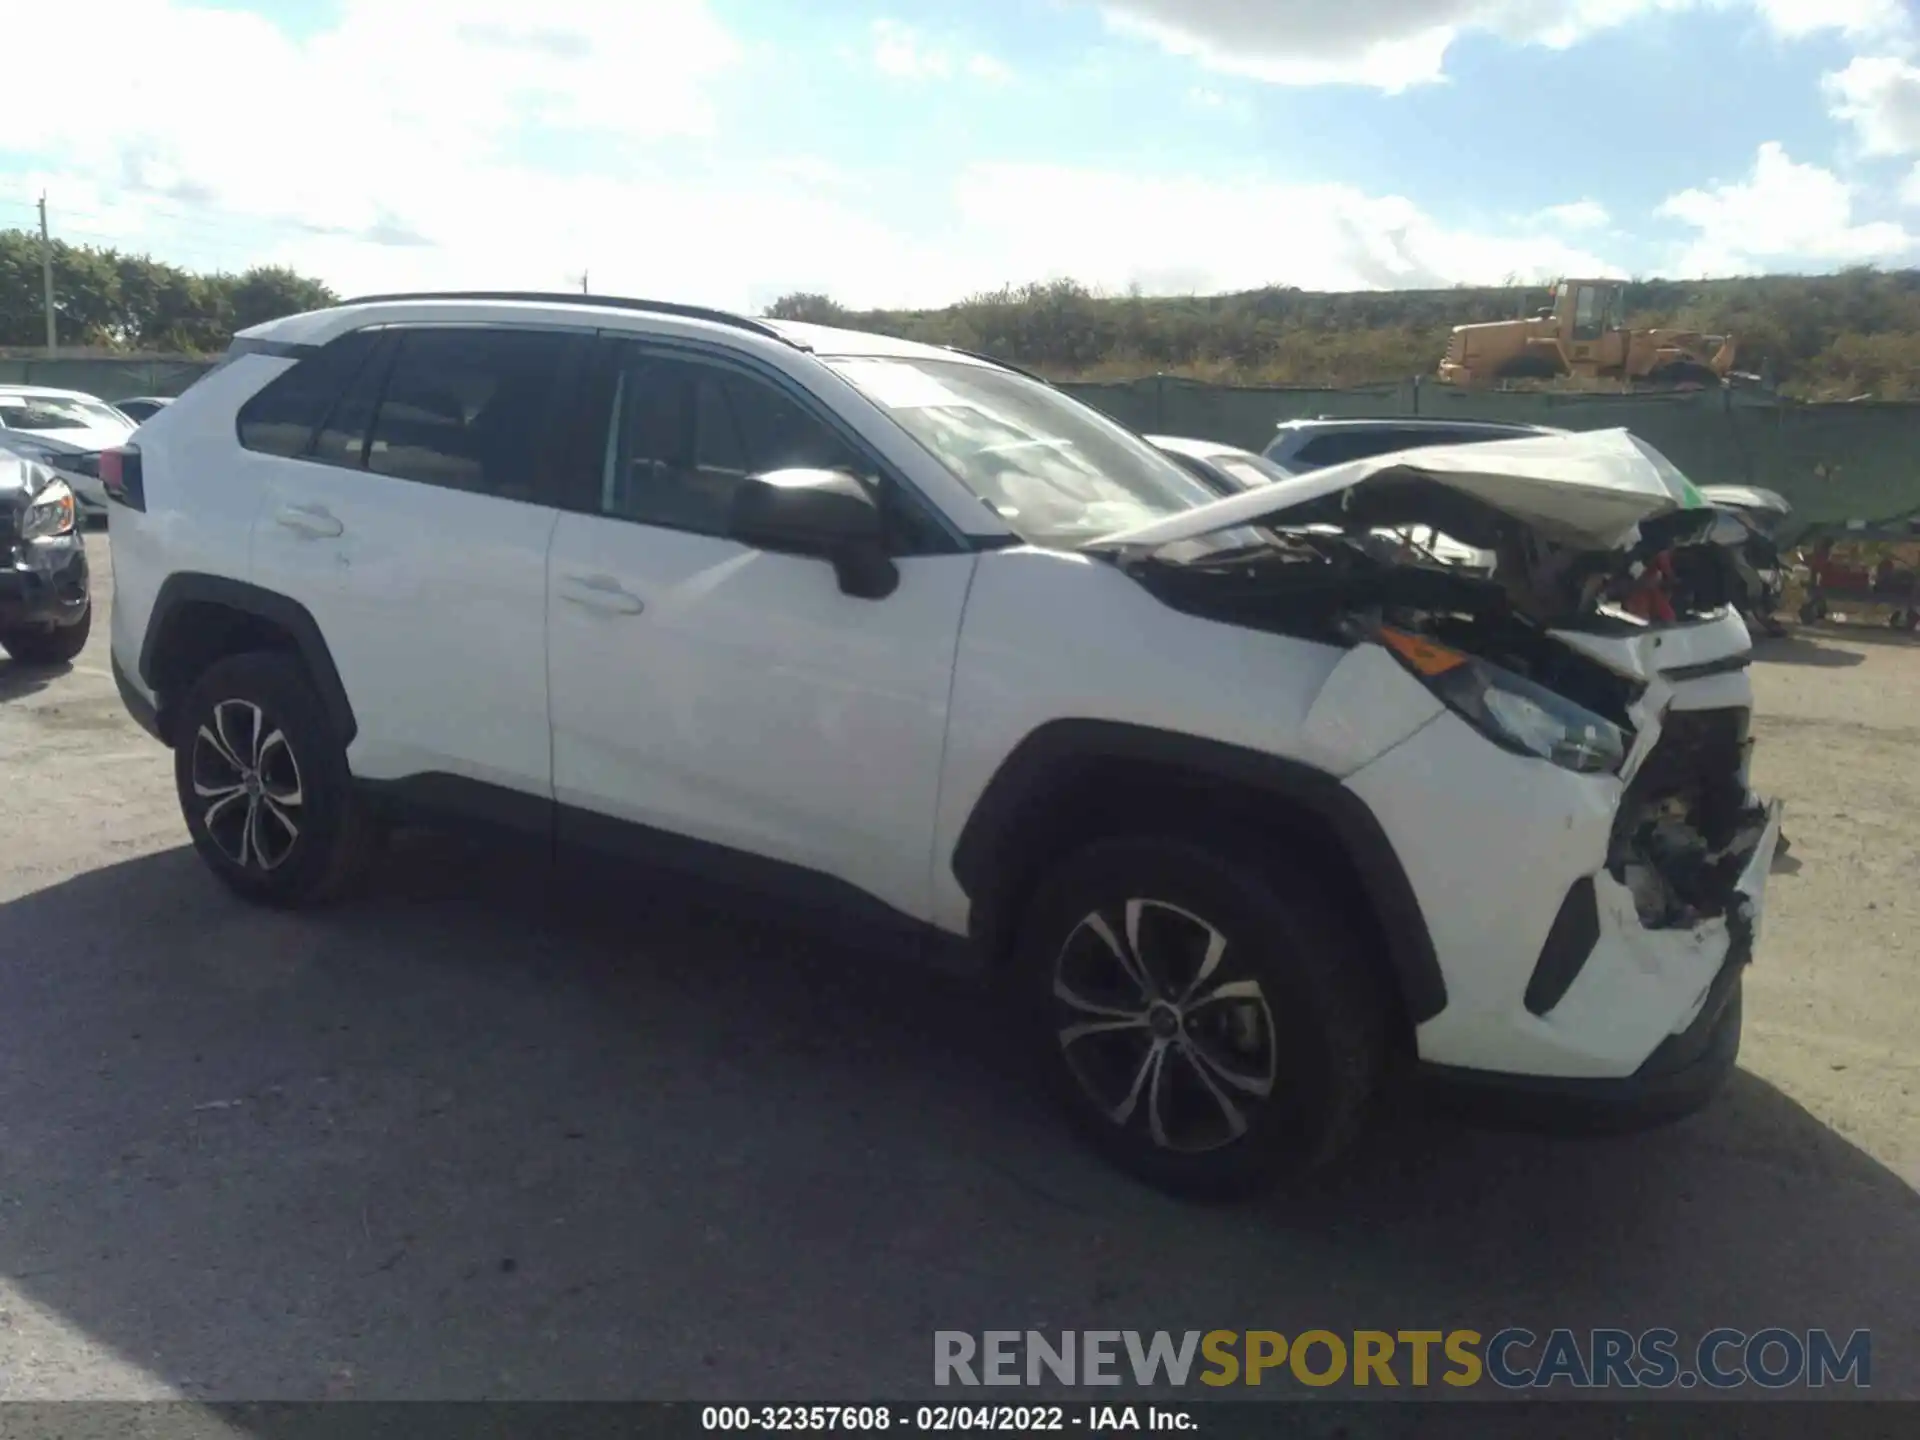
0,447,91,666
103,292,1780,1198
112,396,174,424
0,385,139,518
1261,416,1562,473
1146,433,1296,493
1699,485,1791,637
1148,432,1491,570
1436,279,1738,389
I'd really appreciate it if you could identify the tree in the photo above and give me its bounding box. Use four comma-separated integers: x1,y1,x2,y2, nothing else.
229,266,338,332
0,229,337,354
765,292,850,324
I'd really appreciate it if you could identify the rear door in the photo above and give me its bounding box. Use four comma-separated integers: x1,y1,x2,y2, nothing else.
247,322,587,800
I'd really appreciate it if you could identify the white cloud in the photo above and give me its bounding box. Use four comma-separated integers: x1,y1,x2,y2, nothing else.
870,20,1012,84
7,0,739,249
945,164,1625,295
5,1,1907,316
6,0,1611,310
1096,0,1908,91
1826,55,1920,156
1750,0,1912,39
1539,199,1612,230
1905,162,1920,207
1657,141,1916,274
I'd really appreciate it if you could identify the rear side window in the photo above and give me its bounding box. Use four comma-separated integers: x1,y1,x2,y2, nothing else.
1290,432,1396,468
365,328,570,502
236,330,383,458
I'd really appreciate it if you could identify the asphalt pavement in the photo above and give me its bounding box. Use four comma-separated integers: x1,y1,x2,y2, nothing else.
1,532,1914,1404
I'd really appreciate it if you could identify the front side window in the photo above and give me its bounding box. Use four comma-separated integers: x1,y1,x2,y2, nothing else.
601,351,867,537
826,357,1214,547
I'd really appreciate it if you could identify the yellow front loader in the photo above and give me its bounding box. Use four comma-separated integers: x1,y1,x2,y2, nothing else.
1437,279,1736,388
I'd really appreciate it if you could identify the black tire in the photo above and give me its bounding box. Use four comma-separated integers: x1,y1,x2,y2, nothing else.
0,603,91,667
1647,361,1719,387
1495,352,1560,381
173,650,378,908
1015,834,1388,1200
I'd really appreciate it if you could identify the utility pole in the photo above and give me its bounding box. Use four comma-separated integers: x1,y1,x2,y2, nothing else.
580,269,590,294
38,193,57,354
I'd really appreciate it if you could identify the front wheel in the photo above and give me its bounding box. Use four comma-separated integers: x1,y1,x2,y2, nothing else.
173,651,379,908
0,604,91,667
1016,835,1388,1199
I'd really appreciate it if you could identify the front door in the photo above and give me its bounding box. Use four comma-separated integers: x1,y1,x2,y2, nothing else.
544,340,976,926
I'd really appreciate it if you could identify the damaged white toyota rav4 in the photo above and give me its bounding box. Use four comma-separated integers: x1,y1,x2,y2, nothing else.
104,294,1780,1197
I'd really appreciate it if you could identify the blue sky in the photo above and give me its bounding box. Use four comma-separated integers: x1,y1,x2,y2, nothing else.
5,0,1920,308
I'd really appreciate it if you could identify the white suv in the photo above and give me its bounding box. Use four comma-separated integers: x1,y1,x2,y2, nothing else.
104,292,1782,1197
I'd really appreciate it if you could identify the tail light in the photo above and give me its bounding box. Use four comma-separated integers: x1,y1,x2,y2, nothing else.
100,445,145,511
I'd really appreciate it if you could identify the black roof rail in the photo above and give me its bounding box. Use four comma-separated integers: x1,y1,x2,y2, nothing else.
941,345,1053,387
336,291,796,344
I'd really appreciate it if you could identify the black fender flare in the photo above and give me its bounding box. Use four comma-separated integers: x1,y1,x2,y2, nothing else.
949,719,1448,1026
138,572,357,746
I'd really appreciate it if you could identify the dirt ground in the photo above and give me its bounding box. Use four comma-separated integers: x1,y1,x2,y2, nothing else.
0,535,1914,1404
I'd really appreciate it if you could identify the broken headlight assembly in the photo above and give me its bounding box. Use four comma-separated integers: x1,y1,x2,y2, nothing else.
1376,625,1627,775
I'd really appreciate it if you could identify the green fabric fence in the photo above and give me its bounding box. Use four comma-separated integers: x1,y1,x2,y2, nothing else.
1059,375,1920,544
9,356,1919,546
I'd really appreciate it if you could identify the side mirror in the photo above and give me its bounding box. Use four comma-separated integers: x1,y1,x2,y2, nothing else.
728,468,899,600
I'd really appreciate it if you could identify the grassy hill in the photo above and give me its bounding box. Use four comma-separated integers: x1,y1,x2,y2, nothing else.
768,268,1920,400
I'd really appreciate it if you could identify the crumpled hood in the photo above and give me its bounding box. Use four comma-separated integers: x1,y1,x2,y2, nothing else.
1090,427,1707,554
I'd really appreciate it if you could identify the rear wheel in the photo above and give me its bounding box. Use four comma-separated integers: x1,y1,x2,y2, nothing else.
1016,834,1388,1199
1647,360,1719,387
0,603,91,667
173,651,379,907
1494,352,1560,381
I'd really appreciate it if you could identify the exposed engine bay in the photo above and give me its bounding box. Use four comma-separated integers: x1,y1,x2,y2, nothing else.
1109,479,1772,933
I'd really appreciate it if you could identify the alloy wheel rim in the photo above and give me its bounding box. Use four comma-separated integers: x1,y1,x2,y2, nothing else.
190,699,304,872
1051,898,1279,1154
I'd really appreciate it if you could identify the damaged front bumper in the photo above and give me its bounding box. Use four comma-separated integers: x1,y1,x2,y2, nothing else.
1342,694,1782,1130
1422,799,1779,1131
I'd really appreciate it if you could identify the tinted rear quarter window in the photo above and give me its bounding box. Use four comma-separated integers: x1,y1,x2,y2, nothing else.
236,330,384,458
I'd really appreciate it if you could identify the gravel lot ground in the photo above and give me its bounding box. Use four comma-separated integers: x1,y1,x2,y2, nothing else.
1,533,1915,1404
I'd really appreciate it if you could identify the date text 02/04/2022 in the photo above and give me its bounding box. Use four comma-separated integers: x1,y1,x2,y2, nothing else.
700,1406,1191,1432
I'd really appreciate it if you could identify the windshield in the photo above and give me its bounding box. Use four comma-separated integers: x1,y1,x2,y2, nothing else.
826,356,1217,546
0,395,130,433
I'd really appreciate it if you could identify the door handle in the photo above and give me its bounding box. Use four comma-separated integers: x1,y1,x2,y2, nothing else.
274,503,343,539
559,574,644,615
